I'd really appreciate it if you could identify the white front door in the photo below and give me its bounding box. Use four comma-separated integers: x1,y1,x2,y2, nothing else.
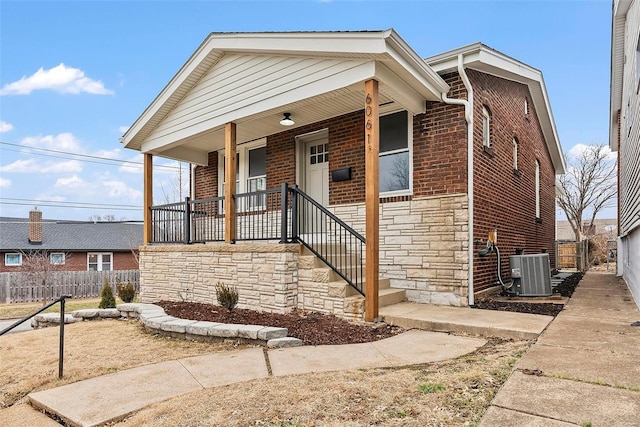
304,137,329,206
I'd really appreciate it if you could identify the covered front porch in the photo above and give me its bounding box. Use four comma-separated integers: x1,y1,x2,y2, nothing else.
122,31,449,321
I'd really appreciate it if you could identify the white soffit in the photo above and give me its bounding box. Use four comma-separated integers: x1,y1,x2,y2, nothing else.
427,43,566,175
122,30,449,159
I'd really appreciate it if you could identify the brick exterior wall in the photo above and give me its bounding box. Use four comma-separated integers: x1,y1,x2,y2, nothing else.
188,69,558,302
468,69,557,292
0,251,138,272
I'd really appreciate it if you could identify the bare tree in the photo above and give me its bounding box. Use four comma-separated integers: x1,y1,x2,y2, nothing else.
556,144,616,269
160,161,190,204
19,250,70,304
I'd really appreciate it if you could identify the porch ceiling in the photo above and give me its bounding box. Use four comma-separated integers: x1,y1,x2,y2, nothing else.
122,30,449,165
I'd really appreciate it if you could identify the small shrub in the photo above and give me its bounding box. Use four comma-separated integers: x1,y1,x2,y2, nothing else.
99,277,117,308
116,279,136,303
215,282,238,312
418,382,445,394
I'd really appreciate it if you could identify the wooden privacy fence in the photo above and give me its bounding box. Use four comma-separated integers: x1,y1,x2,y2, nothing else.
556,241,589,271
0,270,140,304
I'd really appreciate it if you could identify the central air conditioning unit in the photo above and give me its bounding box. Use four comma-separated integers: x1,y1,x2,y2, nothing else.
507,253,552,296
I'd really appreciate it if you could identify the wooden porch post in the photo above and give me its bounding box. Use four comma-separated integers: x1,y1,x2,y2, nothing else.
364,79,379,322
143,153,153,245
224,122,237,243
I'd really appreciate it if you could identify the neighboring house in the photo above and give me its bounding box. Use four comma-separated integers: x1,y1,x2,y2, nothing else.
610,0,640,309
122,30,564,321
556,219,618,242
0,209,143,273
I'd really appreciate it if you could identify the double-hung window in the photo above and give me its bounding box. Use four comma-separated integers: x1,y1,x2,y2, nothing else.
88,253,112,271
380,110,412,194
482,106,492,148
218,139,267,211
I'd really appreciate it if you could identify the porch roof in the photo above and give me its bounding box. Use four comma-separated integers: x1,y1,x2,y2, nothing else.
121,30,449,165
426,43,566,175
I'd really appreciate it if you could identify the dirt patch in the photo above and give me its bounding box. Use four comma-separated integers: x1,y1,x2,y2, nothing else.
473,272,583,317
158,301,402,346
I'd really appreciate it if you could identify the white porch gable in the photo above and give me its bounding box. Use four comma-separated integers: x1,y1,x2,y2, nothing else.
122,30,449,164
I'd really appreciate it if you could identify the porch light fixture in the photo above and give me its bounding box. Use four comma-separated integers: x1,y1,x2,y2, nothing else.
279,112,294,126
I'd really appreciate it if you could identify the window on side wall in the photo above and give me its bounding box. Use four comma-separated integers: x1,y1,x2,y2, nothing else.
636,35,640,91
379,110,411,195
50,253,65,265
482,106,492,148
5,253,22,266
513,138,519,171
88,253,112,271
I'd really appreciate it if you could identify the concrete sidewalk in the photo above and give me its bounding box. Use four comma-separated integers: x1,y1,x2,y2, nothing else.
480,271,640,427
26,329,486,427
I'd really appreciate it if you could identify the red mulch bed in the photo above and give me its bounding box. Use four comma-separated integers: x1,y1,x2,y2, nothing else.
157,301,403,346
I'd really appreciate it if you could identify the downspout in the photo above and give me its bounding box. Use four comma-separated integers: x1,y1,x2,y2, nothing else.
440,54,475,306
190,163,196,199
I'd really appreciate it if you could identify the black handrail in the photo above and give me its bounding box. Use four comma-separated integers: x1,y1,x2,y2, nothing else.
0,295,73,378
289,186,366,296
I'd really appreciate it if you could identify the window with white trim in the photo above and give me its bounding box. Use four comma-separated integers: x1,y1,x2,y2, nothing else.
218,139,267,210
88,253,112,271
50,253,65,265
513,138,519,170
535,160,541,219
524,98,529,118
5,253,22,266
380,110,412,194
636,35,640,88
482,106,492,148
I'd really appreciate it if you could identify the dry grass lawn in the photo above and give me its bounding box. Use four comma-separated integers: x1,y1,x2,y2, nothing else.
0,319,248,409
117,338,529,427
0,297,121,320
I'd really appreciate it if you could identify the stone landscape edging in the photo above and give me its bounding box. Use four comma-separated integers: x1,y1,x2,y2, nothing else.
30,303,302,348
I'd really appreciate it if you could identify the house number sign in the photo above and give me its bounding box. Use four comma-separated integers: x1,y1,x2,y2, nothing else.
365,93,373,151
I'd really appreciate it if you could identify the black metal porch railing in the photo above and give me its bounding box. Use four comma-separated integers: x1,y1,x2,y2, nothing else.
149,184,366,295
0,295,73,378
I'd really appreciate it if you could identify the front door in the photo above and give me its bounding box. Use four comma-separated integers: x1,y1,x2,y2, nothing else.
304,137,329,206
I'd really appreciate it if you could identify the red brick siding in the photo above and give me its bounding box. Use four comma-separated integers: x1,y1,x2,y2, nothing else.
416,72,468,197
468,69,557,292
194,151,218,199
0,251,138,272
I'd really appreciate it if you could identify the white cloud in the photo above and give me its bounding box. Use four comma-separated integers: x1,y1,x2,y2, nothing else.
0,158,82,173
0,120,14,133
0,63,114,95
567,143,616,161
102,180,142,199
54,175,85,189
95,148,123,159
21,132,84,153
118,126,130,134
0,177,11,188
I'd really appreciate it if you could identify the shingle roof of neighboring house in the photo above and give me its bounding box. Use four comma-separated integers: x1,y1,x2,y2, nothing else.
0,217,144,251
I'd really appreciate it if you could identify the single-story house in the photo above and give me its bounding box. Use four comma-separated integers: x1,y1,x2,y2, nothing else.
610,0,640,309
0,209,143,272
122,30,565,321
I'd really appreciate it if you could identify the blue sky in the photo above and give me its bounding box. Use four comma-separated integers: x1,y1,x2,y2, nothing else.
0,0,613,221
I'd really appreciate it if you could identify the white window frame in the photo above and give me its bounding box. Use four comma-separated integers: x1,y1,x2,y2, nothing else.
379,110,413,197
482,106,491,148
513,138,519,170
5,253,22,267
218,138,267,211
535,160,541,219
50,252,65,265
524,98,529,117
87,252,113,271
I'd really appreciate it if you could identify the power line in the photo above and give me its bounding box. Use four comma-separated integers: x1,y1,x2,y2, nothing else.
0,141,183,171
0,201,142,211
0,197,141,208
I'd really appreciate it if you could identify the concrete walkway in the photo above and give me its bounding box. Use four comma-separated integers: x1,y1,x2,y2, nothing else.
26,329,486,427
480,271,640,427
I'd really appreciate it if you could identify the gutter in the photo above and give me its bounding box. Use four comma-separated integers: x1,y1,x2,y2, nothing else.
441,54,475,306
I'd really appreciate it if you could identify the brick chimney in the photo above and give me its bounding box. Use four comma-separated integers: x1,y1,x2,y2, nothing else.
29,208,42,244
